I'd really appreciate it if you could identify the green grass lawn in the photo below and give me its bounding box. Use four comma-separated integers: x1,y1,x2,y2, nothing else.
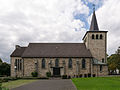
72,77,120,90
2,79,38,89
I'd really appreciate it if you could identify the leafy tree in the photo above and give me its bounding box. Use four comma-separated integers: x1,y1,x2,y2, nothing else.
107,47,120,74
0,58,10,76
115,47,120,72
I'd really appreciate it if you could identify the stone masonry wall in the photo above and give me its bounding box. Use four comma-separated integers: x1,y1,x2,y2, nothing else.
11,57,23,77
93,65,108,76
11,57,108,77
84,32,107,63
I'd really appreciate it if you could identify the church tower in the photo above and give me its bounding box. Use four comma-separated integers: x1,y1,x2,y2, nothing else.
83,9,107,63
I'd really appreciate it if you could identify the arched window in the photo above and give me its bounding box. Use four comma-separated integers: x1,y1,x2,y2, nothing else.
100,34,103,39
55,58,59,67
96,34,98,39
92,34,94,39
82,59,86,68
68,58,72,68
42,58,45,68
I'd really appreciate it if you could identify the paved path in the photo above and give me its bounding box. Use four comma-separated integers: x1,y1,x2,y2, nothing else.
12,79,77,90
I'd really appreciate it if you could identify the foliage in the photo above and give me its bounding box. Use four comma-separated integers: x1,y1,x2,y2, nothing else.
72,77,120,90
0,79,2,90
31,72,38,77
0,58,10,76
46,72,51,77
107,47,120,74
62,75,67,79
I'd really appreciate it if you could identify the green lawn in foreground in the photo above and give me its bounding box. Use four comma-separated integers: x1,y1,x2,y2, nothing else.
2,79,38,89
72,77,120,90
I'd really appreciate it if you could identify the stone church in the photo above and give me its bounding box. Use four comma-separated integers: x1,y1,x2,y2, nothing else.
10,10,108,78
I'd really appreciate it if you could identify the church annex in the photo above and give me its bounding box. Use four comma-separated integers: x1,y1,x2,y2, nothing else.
10,10,108,77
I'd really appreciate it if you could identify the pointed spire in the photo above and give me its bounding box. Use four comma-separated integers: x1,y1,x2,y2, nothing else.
90,4,99,31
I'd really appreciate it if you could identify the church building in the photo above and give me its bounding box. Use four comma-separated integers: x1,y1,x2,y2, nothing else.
10,10,108,78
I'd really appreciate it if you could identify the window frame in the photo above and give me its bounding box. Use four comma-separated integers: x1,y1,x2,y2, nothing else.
55,58,59,67
100,65,103,72
92,34,95,39
42,58,45,69
100,34,103,39
96,34,99,39
68,58,72,68
82,58,86,69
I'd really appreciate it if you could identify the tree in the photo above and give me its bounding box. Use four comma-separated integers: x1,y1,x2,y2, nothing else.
107,54,117,74
0,58,10,76
107,47,120,74
115,47,120,72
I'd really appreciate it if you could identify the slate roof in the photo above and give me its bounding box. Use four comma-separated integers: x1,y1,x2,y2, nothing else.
10,47,26,57
90,11,99,31
10,43,92,58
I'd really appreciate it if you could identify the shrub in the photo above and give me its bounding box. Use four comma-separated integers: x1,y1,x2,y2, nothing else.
0,79,2,90
88,73,91,77
79,74,82,78
93,74,96,77
31,72,38,77
84,74,87,78
46,72,51,77
62,75,67,79
68,76,71,79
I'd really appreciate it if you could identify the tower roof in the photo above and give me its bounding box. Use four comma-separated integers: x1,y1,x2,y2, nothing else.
90,11,99,31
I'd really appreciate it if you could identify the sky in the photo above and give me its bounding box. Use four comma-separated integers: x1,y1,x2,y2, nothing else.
0,0,120,63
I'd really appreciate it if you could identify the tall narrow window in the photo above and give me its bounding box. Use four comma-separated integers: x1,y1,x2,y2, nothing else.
102,58,104,63
92,34,94,39
20,59,22,70
100,34,103,39
68,58,72,68
82,59,86,69
42,58,45,68
55,58,59,67
15,59,17,70
100,65,102,71
96,34,98,39
18,59,20,71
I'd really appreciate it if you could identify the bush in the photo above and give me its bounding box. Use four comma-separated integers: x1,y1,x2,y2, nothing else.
0,79,2,90
62,75,67,79
93,74,96,77
79,74,82,78
46,72,51,77
68,76,71,79
88,73,91,77
31,72,38,77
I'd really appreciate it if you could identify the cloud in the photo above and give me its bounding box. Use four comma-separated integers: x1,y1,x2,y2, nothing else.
0,0,89,62
96,0,120,55
0,0,119,62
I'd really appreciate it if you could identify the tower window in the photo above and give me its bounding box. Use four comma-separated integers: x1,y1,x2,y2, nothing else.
42,58,45,68
55,58,59,67
82,59,86,69
92,34,94,39
102,58,104,63
68,58,72,68
100,34,103,39
96,34,98,39
100,65,102,72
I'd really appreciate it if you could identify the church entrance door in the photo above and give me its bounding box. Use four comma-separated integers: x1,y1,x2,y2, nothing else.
53,67,60,76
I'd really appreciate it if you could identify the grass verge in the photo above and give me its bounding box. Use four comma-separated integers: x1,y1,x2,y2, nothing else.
72,77,120,90
2,79,38,89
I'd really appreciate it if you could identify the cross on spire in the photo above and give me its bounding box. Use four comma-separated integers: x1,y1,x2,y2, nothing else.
93,4,95,12
89,4,99,31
